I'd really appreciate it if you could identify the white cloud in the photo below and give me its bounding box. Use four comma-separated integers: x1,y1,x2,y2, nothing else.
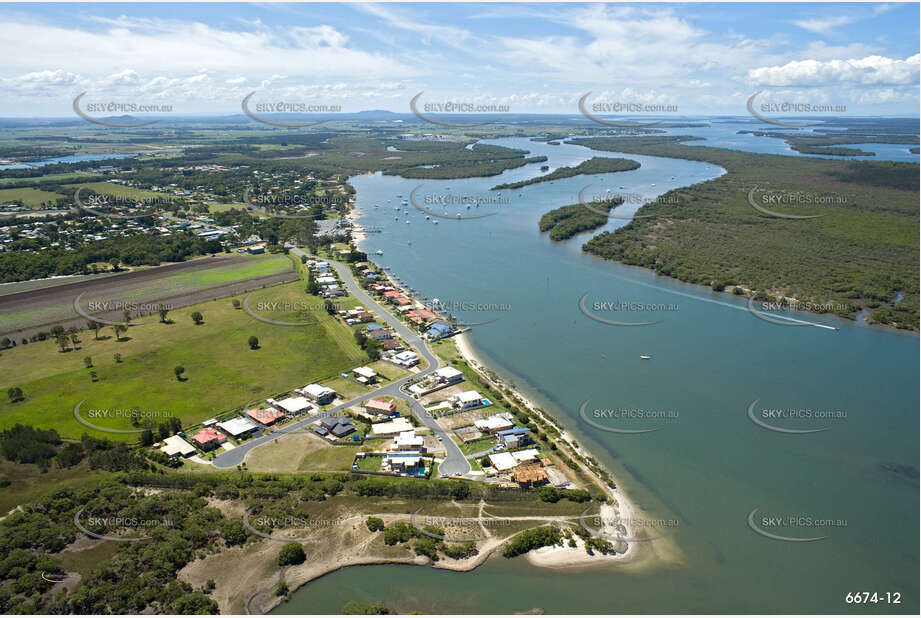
748,54,920,86
792,16,856,35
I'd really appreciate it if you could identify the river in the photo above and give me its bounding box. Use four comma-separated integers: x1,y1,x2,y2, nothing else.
274,137,918,614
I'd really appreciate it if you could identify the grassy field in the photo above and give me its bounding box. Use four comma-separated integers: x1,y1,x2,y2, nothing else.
0,186,66,207
0,458,106,514
62,181,163,199
0,280,369,439
0,172,94,187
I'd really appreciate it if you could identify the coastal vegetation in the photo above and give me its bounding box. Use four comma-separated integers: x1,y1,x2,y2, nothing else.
491,156,640,190
568,136,919,329
538,198,621,241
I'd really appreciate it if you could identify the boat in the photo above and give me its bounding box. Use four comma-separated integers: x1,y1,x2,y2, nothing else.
433,220,439,224
405,220,410,224
375,249,383,255
640,355,652,360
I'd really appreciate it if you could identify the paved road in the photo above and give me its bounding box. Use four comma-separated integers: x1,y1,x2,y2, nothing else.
212,249,471,477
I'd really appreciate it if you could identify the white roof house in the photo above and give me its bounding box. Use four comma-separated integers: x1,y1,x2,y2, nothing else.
488,452,518,472
512,448,540,463
217,417,260,437
353,366,377,379
392,351,419,366
452,390,483,409
317,276,337,284
160,435,196,457
434,366,463,383
372,417,414,436
392,430,425,450
276,396,311,415
475,413,515,433
302,383,336,399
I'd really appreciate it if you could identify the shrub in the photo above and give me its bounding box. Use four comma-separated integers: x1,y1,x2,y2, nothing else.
277,542,306,566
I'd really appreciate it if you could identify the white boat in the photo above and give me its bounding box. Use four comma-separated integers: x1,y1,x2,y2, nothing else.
640,355,652,360
375,250,383,255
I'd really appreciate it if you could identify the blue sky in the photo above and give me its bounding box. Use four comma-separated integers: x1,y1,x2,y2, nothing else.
0,2,918,117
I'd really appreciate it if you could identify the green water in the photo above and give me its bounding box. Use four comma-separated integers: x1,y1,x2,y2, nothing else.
275,138,918,614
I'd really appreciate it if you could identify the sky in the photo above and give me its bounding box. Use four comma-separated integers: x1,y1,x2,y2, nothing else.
0,2,918,118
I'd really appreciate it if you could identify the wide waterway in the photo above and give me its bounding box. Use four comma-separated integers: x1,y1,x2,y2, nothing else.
275,138,918,614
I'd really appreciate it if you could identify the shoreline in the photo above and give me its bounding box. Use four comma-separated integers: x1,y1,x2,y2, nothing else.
223,256,675,614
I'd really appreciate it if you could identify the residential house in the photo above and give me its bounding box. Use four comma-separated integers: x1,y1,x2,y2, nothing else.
160,435,196,458
383,451,425,475
364,399,397,416
475,412,515,434
497,427,533,449
371,417,414,437
246,407,286,426
190,428,226,451
391,350,419,367
353,366,378,385
451,390,484,410
390,430,425,452
433,366,464,385
217,417,261,438
426,321,453,340
301,383,337,405
316,416,356,438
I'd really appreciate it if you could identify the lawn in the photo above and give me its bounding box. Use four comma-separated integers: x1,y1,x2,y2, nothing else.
355,454,383,472
458,436,497,456
0,187,67,207
0,281,370,439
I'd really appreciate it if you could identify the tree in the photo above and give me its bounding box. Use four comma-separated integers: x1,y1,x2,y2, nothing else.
140,429,154,446
109,257,120,271
114,324,127,341
248,336,259,350
191,311,204,325
159,308,170,323
6,387,23,403
174,365,185,381
56,334,69,352
365,517,385,532
114,352,122,363
232,299,241,310
70,333,80,349
277,542,306,566
324,300,337,315
89,370,98,382
354,329,368,348
83,356,93,368
87,320,101,339
122,309,132,323
275,581,289,596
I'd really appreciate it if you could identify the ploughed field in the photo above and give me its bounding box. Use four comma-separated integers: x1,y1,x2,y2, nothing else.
0,254,297,339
